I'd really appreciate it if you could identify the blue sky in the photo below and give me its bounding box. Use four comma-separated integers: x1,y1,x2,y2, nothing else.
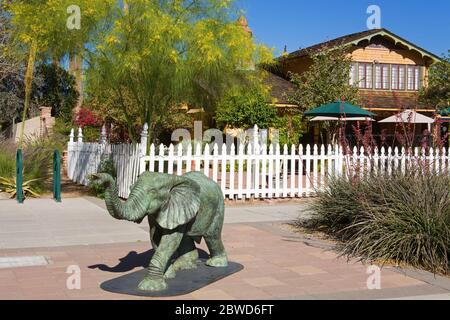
237,0,450,57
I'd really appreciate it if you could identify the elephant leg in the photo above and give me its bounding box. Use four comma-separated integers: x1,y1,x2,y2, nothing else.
149,225,162,250
138,231,183,292
205,236,228,267
164,237,198,279
148,217,161,250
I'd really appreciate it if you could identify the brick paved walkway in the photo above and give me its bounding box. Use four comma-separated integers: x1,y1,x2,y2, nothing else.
1,221,448,300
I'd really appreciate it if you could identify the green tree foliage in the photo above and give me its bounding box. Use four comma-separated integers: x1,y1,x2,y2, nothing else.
0,7,20,83
0,63,78,131
215,85,307,145
5,0,114,145
0,7,44,129
215,87,277,130
286,46,360,144
0,63,44,129
273,109,307,146
86,0,273,142
420,51,450,108
1,7,78,129
36,64,79,121
287,46,359,110
6,0,73,145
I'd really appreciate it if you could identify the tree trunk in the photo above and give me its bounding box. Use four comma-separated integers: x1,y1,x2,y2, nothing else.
19,39,37,148
69,46,83,116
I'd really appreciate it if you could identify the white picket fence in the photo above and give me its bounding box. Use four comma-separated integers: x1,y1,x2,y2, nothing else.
68,127,144,198
67,124,450,199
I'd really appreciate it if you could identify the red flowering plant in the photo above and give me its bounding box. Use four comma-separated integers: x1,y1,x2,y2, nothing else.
74,108,101,128
73,108,103,142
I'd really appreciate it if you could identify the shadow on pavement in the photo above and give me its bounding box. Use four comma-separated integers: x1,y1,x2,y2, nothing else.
89,249,210,273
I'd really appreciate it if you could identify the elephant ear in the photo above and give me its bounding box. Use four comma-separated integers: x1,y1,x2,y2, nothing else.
157,176,201,230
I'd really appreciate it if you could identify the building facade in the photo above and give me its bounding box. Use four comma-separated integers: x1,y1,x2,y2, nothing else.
280,28,441,113
276,28,442,145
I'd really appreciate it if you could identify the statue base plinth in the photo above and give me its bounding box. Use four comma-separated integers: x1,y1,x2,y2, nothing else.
100,259,244,297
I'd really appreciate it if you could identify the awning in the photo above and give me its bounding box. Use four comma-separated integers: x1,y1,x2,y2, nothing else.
438,107,450,116
378,110,434,124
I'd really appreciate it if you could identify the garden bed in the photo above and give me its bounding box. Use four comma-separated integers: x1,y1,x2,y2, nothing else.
295,169,450,276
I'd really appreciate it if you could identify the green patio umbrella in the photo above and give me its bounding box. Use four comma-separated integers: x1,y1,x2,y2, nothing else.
438,107,450,116
304,101,376,118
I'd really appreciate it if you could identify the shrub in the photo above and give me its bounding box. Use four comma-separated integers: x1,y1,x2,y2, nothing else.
0,135,64,197
88,157,116,199
0,138,15,178
21,137,60,193
300,170,450,275
74,108,101,128
54,117,101,143
215,87,278,130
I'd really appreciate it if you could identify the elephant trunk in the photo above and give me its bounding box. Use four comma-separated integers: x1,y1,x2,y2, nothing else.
102,174,148,223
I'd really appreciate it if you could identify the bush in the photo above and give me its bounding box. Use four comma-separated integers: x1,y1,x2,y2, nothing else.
53,118,101,143
215,87,278,130
300,170,450,275
0,135,65,196
35,63,79,122
0,139,15,178
53,118,73,137
88,157,116,199
74,108,101,128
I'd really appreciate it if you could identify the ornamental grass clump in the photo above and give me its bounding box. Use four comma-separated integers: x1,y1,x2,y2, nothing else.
301,170,450,275
0,135,64,197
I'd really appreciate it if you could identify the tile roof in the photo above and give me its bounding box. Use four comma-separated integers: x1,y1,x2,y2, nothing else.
263,72,297,105
282,28,441,62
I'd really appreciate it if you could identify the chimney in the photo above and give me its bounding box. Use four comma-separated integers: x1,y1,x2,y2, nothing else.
40,107,54,137
237,16,253,37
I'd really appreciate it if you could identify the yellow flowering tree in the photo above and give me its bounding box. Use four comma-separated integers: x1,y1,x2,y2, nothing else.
86,0,273,142
5,0,114,146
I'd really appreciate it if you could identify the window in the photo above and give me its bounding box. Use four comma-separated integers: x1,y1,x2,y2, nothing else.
391,65,398,89
358,63,373,89
375,64,389,90
399,65,406,90
349,63,356,85
414,67,420,91
351,62,421,91
407,66,421,91
391,65,406,90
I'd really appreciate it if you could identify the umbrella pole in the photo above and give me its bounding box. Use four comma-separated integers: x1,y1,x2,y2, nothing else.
338,120,343,147
339,116,344,146
428,123,432,148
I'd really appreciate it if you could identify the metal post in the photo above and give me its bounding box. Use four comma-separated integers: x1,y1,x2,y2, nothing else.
16,149,23,204
53,150,62,203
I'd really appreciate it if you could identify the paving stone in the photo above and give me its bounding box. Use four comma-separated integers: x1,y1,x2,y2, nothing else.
243,277,286,288
288,266,329,276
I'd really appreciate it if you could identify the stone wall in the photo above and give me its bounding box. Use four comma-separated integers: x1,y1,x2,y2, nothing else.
12,107,55,142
